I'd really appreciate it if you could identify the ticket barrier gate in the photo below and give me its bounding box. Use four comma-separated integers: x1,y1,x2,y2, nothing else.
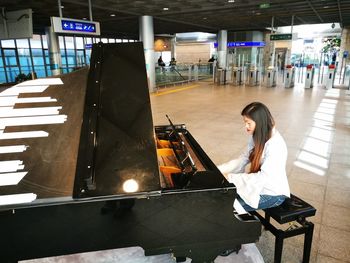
232,67,242,86
304,65,314,89
325,64,336,89
248,68,259,86
284,65,295,88
215,68,226,85
266,67,276,87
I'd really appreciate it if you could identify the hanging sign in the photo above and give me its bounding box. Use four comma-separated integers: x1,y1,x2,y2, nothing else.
51,17,100,36
214,41,265,48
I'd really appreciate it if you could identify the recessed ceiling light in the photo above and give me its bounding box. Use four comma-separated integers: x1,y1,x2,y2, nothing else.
60,5,64,8
82,17,87,20
110,14,116,16
203,17,207,20
228,0,235,2
163,7,169,10
323,6,329,8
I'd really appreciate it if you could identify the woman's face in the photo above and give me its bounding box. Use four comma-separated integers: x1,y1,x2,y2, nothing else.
243,116,256,135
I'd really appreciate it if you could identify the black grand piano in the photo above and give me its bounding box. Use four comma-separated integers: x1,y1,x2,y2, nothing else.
0,42,261,262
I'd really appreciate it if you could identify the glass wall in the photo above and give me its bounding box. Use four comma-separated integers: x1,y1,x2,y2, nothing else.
0,35,137,84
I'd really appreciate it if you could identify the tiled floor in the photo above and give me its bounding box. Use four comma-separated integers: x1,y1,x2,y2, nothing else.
151,78,350,263
24,77,350,262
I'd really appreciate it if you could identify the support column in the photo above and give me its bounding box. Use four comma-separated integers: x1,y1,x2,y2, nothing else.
45,26,62,75
170,35,176,60
217,30,227,69
139,16,156,92
339,27,350,75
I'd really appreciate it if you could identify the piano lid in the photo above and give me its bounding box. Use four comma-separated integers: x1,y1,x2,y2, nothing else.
0,43,160,209
73,42,161,199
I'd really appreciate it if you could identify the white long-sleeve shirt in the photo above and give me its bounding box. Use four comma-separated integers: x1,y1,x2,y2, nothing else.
218,129,290,209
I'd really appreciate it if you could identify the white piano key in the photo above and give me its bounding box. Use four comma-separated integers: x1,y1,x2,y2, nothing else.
0,160,24,173
0,115,67,129
0,193,37,206
0,106,62,117
0,172,27,186
0,145,27,153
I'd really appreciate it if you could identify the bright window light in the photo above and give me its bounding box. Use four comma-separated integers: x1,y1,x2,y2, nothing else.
300,139,331,159
0,193,37,206
298,150,329,168
0,172,28,186
0,145,27,153
294,160,326,176
309,127,333,142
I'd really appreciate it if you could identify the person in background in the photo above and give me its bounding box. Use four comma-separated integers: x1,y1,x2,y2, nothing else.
158,56,165,67
169,57,176,71
218,102,290,213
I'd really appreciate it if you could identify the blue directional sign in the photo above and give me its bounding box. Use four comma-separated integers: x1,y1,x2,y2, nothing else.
51,17,100,36
61,20,96,33
214,41,266,48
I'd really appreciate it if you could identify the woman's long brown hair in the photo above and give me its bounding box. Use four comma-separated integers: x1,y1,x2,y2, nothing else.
241,102,275,173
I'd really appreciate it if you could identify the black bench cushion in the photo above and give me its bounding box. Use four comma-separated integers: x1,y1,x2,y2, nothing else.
263,194,316,224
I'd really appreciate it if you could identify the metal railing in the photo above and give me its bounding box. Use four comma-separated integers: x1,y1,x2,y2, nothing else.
155,63,213,87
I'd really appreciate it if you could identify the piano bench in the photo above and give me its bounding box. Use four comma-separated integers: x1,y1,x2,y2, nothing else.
251,194,316,263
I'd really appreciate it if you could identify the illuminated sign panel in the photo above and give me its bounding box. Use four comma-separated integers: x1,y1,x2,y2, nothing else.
61,20,96,33
270,34,292,41
51,17,100,36
214,41,265,48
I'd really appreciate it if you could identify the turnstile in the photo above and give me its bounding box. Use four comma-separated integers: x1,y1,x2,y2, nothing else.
284,65,295,88
266,66,276,87
326,64,336,89
304,65,314,89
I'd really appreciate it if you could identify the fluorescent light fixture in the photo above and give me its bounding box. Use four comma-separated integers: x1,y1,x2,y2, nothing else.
0,115,67,129
15,78,63,86
0,172,28,186
0,160,24,173
228,0,235,2
0,193,37,206
0,131,49,139
0,145,27,153
110,14,116,17
0,106,62,118
163,7,169,10
0,86,50,96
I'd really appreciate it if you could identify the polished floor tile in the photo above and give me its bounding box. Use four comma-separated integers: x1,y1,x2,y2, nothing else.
21,78,350,262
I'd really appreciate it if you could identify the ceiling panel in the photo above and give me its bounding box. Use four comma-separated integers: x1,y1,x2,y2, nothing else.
1,0,350,38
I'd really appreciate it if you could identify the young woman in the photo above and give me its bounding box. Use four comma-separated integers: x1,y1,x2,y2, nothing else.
218,102,290,212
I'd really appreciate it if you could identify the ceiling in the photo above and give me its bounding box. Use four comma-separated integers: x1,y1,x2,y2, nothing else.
2,0,350,38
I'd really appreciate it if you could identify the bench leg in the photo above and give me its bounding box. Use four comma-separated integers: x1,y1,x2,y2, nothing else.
302,222,314,263
274,232,284,263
